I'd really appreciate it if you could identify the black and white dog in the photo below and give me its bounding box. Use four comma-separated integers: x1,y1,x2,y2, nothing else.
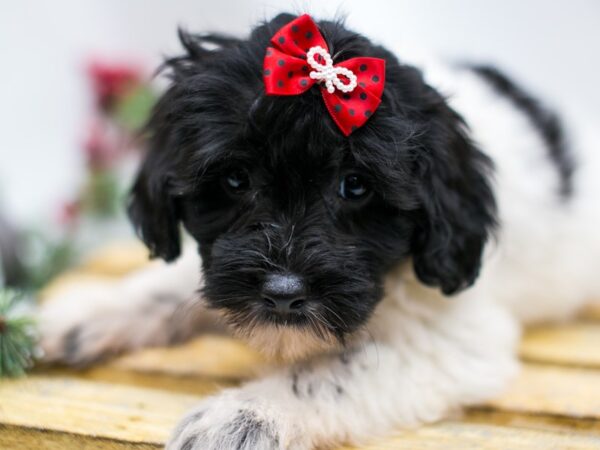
39,13,600,450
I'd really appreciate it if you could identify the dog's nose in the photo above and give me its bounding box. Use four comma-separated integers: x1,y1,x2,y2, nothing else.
261,273,306,313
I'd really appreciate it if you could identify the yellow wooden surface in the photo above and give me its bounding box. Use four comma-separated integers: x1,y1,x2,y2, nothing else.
0,376,198,446
39,241,153,301
77,241,152,276
487,364,600,418
584,303,600,321
2,244,600,449
0,426,161,450
520,323,600,368
106,335,267,381
3,372,600,450
341,421,600,450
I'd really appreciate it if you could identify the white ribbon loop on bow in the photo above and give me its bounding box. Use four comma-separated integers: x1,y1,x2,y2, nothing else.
306,46,358,94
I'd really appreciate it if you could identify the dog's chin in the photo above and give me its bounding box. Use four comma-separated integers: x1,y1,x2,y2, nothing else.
218,309,348,362
235,323,343,362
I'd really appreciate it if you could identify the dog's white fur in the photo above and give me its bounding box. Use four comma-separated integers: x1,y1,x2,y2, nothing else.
38,49,600,449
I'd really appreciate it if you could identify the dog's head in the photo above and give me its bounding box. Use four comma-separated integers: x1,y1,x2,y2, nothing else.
128,14,496,360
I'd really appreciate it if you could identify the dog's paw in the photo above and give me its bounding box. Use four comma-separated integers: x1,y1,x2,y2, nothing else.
37,281,179,366
37,282,129,365
167,391,308,450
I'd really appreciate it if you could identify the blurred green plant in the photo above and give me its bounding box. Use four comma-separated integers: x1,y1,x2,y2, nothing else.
1,209,76,293
79,61,157,219
81,170,122,218
115,85,156,132
0,289,36,378
0,60,158,379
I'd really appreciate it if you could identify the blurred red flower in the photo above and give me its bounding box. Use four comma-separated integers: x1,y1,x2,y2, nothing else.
88,61,142,112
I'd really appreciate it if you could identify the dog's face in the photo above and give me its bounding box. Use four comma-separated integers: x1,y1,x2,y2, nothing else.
128,14,496,360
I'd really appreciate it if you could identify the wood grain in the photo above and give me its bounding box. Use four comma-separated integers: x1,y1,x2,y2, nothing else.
341,421,600,450
487,364,600,419
106,335,267,381
583,303,600,321
0,376,200,445
78,241,152,277
0,425,161,450
520,323,600,368
38,366,237,396
2,375,600,449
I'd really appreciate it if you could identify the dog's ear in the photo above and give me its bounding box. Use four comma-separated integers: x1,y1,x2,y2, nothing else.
129,29,244,262
411,89,496,295
128,118,182,262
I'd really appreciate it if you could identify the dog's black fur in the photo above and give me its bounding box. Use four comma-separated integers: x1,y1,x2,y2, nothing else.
128,13,496,345
470,64,574,199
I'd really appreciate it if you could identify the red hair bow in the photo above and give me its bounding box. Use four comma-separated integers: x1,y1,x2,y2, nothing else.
263,14,386,136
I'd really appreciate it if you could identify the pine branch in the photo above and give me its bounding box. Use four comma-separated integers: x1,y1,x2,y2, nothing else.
0,289,36,378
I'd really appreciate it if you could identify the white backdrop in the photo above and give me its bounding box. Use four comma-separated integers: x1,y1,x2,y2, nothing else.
1,0,598,223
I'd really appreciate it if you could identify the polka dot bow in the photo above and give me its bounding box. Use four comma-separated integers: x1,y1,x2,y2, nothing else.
263,14,386,136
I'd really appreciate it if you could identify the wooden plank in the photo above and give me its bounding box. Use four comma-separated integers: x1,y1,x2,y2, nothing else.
0,424,161,450
340,421,600,450
487,364,600,419
465,409,600,436
39,272,116,301
39,367,237,396
2,376,600,450
520,323,600,368
0,376,200,445
77,241,151,277
105,335,267,381
40,241,152,301
583,303,600,321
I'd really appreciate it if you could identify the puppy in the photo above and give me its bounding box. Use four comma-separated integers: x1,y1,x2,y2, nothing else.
39,13,600,450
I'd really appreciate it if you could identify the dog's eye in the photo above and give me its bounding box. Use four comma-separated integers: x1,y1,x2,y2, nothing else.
224,169,250,193
339,174,369,200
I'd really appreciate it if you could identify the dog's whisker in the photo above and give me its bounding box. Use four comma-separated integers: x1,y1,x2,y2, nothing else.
321,303,349,329
305,310,330,340
281,224,296,257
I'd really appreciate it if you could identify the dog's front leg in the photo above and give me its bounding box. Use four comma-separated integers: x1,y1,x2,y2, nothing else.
37,246,213,365
168,295,520,450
